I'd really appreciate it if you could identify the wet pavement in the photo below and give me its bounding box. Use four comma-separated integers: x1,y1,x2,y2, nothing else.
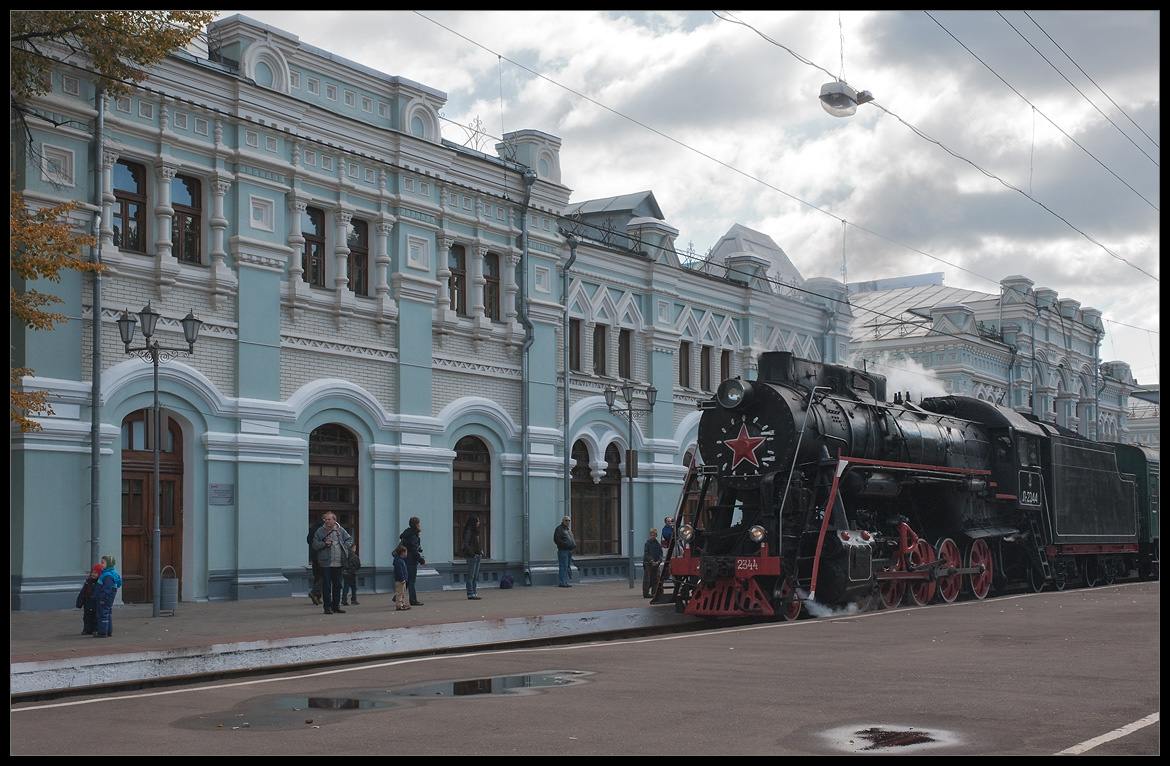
11,580,692,696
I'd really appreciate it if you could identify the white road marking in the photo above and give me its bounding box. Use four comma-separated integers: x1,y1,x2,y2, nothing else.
1055,712,1159,755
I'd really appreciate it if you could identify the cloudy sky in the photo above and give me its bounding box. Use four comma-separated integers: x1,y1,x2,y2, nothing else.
221,11,1159,384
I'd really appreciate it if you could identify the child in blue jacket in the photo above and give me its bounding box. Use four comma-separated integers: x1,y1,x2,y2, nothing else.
393,545,410,611
76,564,103,635
94,555,122,638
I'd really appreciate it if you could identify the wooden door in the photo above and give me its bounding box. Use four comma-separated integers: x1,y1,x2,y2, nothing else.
120,471,183,604
120,411,184,604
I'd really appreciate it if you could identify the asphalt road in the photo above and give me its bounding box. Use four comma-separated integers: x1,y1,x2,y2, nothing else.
11,581,1159,755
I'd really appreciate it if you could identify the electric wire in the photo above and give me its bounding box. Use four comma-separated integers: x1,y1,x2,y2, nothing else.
1023,11,1159,151
926,11,1158,212
20,16,1158,358
996,11,1158,168
713,10,1157,284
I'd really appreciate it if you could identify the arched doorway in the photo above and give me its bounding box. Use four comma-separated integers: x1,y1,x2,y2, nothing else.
571,441,621,555
453,436,492,557
308,424,360,548
120,409,184,604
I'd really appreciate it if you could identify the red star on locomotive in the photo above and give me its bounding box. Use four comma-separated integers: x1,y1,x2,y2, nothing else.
723,424,766,468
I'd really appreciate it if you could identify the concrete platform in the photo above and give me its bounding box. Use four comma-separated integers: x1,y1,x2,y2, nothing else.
11,580,693,695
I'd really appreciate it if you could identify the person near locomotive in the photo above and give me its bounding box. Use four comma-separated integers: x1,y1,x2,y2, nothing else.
342,543,361,606
306,514,325,606
554,515,577,587
462,515,484,600
399,517,426,606
93,555,122,638
312,512,353,614
75,563,104,635
643,527,663,598
661,516,675,552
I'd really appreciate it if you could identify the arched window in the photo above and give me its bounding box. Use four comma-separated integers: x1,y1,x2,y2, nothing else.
453,436,491,556
308,424,360,547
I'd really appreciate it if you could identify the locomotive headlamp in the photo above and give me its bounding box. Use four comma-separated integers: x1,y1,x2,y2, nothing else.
717,379,754,410
748,525,766,543
680,524,695,542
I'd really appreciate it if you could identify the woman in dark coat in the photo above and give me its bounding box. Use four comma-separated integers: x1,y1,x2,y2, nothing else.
462,516,484,600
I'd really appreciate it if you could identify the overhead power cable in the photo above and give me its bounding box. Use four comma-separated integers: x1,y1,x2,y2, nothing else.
1023,11,1159,151
996,11,1158,168
711,11,1157,284
926,11,1158,212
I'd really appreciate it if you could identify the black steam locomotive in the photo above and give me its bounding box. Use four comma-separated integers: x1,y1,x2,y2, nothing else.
664,352,1159,618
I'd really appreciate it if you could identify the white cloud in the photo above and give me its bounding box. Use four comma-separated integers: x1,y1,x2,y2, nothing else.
221,10,1159,382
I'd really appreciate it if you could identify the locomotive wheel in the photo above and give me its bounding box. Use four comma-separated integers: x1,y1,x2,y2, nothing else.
1026,565,1045,593
906,539,937,607
1103,559,1117,585
774,577,802,621
934,538,963,603
879,556,906,610
1083,556,1099,588
1054,571,1067,591
965,538,994,600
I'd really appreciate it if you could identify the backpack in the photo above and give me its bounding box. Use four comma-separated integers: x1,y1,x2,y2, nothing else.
499,574,514,589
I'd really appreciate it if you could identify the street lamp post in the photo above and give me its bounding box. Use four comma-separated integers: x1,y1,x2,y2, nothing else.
118,303,202,618
604,381,657,589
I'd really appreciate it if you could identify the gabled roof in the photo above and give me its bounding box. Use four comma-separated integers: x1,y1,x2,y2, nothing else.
708,224,803,285
564,191,664,221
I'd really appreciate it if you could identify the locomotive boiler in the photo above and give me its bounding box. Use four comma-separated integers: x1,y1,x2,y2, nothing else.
664,352,1157,618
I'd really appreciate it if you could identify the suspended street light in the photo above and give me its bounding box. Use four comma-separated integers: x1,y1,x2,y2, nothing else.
819,80,873,118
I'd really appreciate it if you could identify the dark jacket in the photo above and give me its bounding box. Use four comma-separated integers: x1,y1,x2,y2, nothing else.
644,537,663,565
554,523,576,551
76,577,98,609
462,524,483,558
393,554,409,582
344,552,361,576
307,520,324,564
400,527,426,566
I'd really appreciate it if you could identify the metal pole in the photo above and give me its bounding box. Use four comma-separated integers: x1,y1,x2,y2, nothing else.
90,85,105,567
627,407,635,589
152,345,161,618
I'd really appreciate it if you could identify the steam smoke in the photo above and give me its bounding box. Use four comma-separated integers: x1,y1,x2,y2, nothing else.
799,589,863,618
849,352,948,402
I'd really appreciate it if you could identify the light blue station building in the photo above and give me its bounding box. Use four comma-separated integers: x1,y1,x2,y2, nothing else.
11,15,853,610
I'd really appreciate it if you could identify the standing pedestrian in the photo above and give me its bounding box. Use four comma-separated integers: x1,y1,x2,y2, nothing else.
306,514,325,605
399,516,426,606
554,515,576,587
643,527,663,598
393,544,410,610
661,516,675,554
76,564,103,635
462,515,484,600
93,555,121,638
342,543,361,606
312,512,353,614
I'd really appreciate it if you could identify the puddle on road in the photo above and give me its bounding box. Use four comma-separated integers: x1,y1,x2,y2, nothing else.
174,670,592,731
821,723,958,753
